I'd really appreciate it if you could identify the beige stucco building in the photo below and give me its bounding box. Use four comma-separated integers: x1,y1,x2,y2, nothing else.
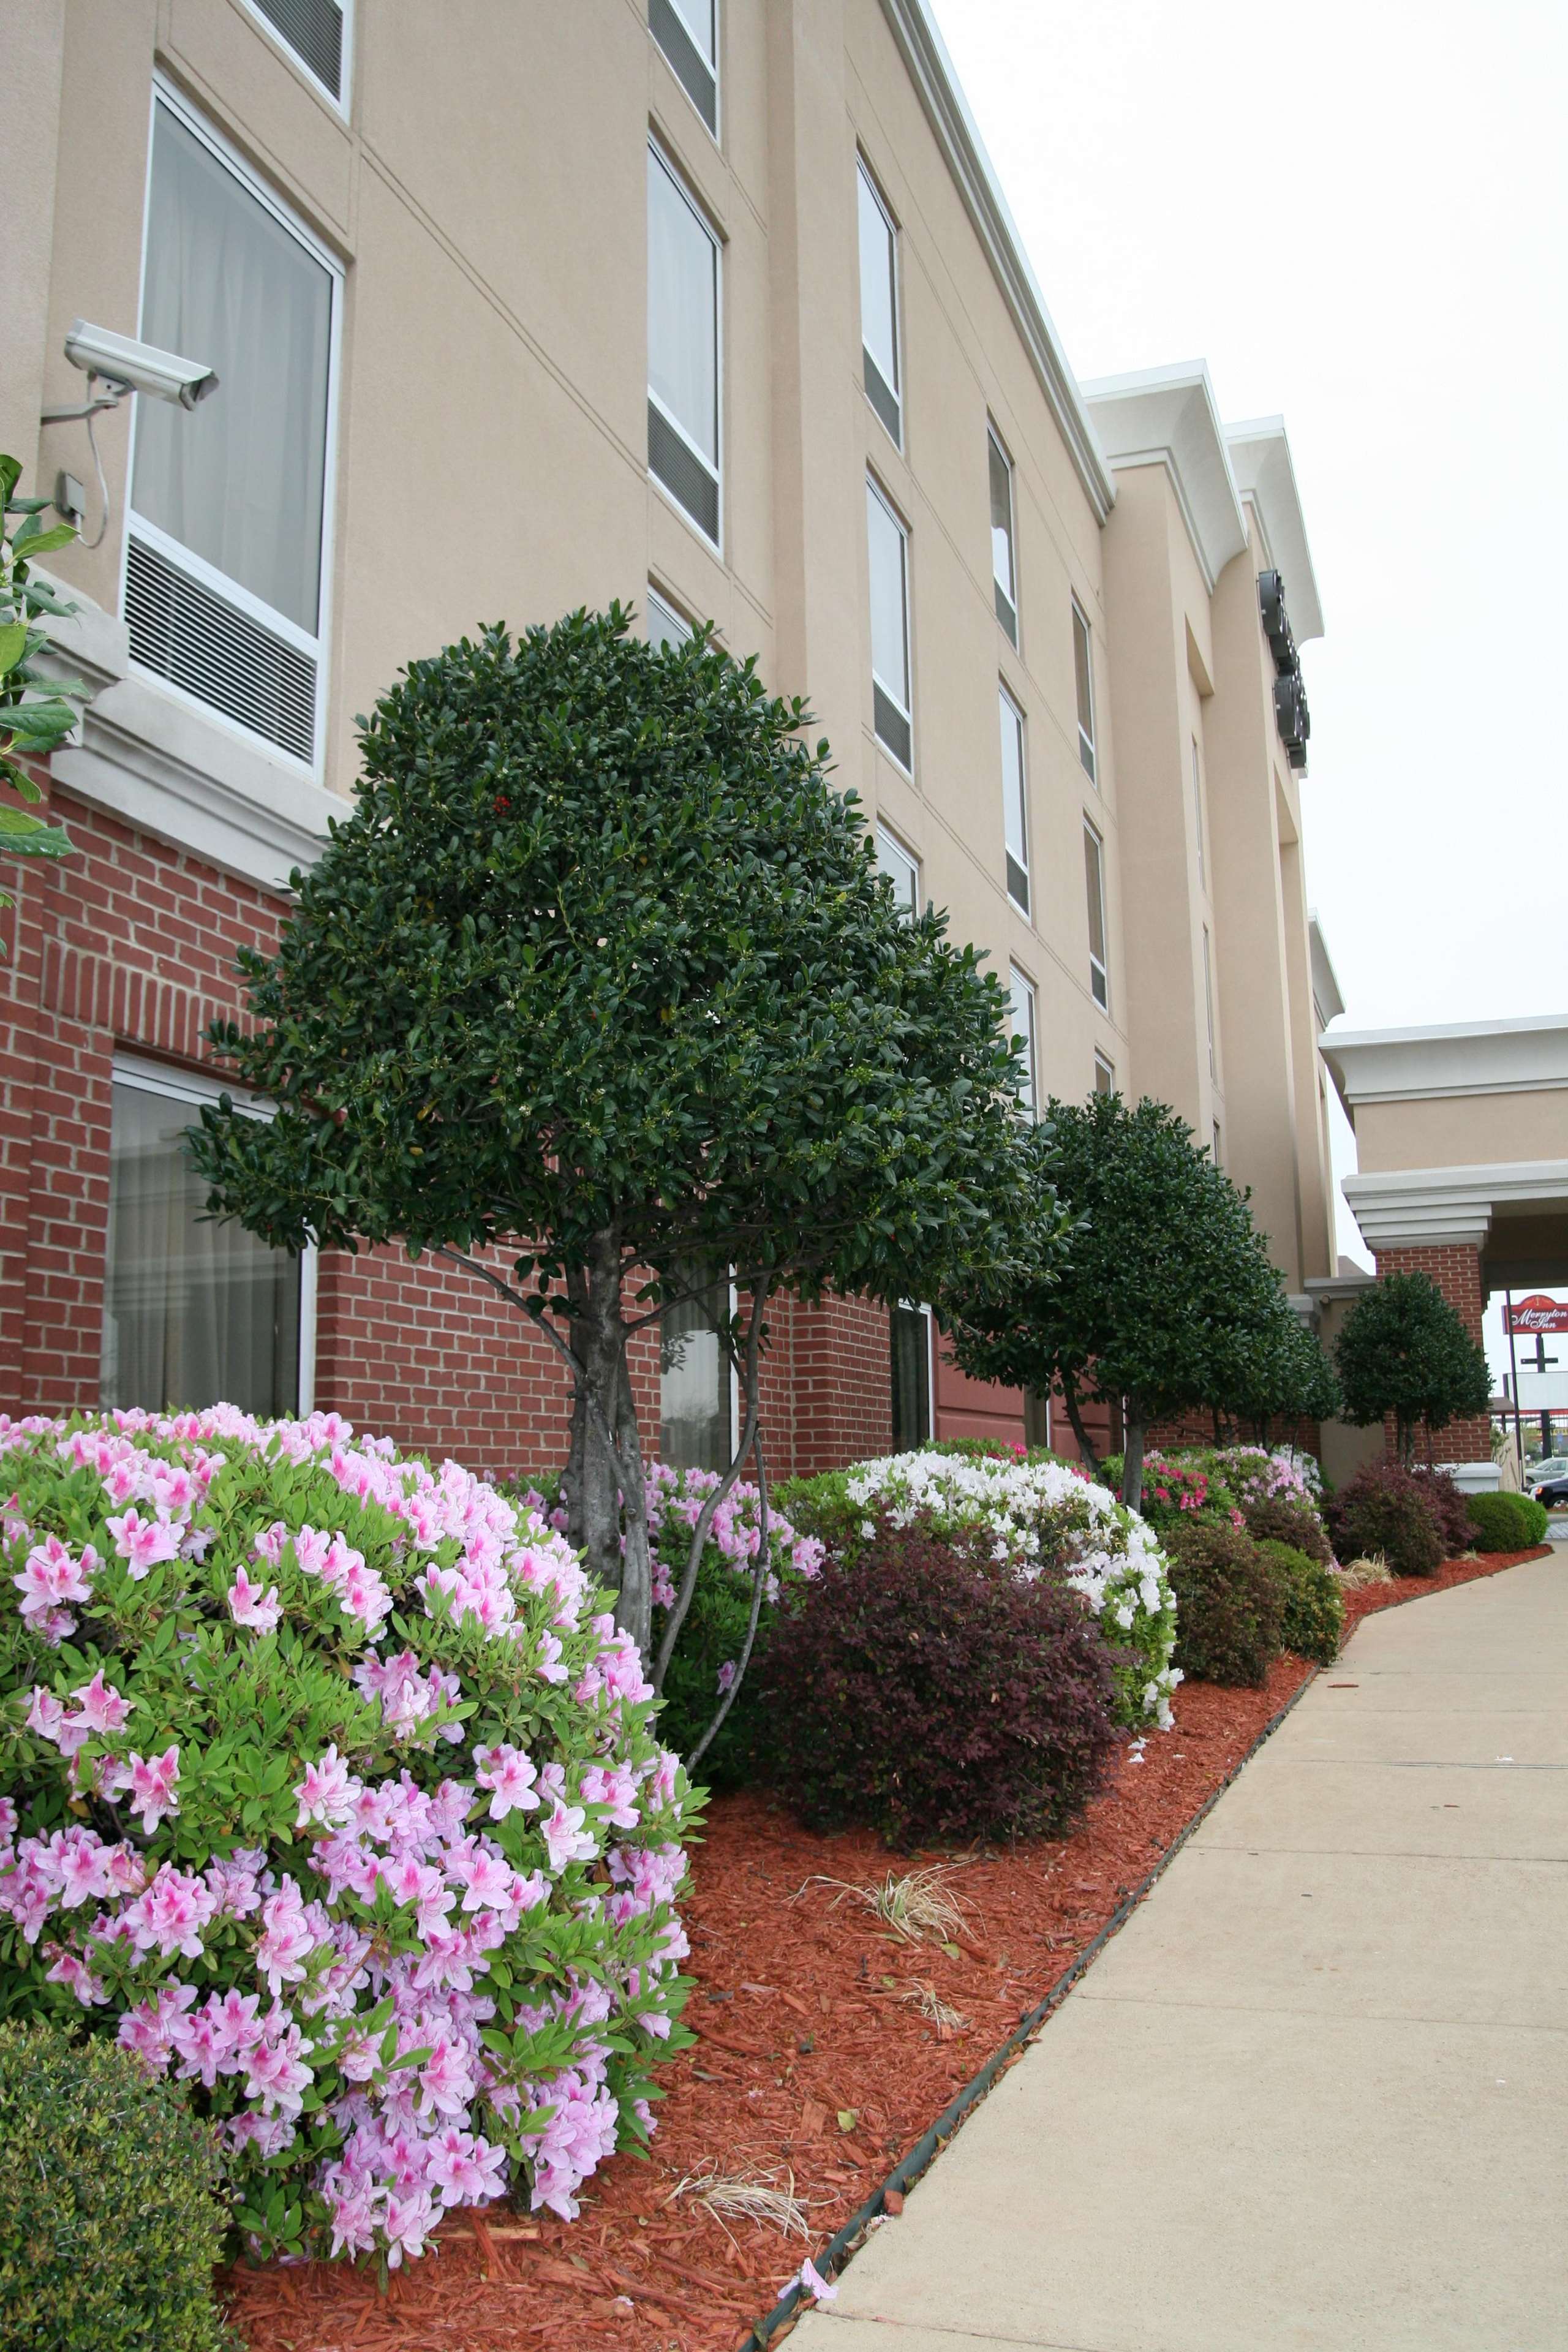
2,0,1339,1464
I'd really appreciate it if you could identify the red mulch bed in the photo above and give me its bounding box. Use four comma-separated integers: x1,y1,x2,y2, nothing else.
225,1545,1553,2352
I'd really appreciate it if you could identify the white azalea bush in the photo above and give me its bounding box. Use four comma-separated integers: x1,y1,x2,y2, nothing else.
782,1450,1180,1730
0,1408,696,2273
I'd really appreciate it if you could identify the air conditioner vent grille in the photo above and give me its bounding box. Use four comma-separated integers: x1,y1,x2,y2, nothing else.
126,536,317,765
648,402,719,543
250,0,344,97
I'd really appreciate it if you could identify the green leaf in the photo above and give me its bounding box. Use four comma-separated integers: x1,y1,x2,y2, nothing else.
0,624,26,675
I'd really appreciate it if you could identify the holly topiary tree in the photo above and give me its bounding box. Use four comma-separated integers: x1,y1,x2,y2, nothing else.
940,1094,1302,1513
1333,1270,1491,1463
1,456,82,953
1213,1295,1341,1442
187,609,1062,1689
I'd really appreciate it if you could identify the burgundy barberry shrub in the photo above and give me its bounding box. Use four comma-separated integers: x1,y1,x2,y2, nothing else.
1239,1491,1334,1567
0,1408,696,2274
1324,1462,1444,1577
1408,1467,1474,1558
757,1534,1120,1847
1163,1519,1286,1687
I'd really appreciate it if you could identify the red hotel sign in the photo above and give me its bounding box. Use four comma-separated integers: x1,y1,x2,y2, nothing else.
1506,1294,1568,1335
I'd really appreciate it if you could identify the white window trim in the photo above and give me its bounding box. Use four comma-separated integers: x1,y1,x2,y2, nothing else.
875,820,920,917
1094,1049,1116,1096
1009,963,1038,1117
651,0,721,144
110,1052,317,1415
236,0,353,118
866,473,913,772
1203,924,1218,1080
999,680,1029,915
1072,594,1097,784
1192,735,1207,892
646,137,724,554
1084,816,1109,1011
126,77,344,782
857,154,903,450
988,421,1017,638
646,581,695,649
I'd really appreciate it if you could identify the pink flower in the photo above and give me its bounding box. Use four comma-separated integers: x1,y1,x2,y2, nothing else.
124,1863,218,1959
105,1506,181,1579
256,1882,322,1997
67,1667,131,1736
107,1744,181,1833
45,1947,108,2005
797,2256,837,2303
472,1743,539,1822
424,2127,507,2208
445,1839,516,1913
227,1564,282,1632
14,1534,96,1632
540,1798,597,1873
295,1746,361,1831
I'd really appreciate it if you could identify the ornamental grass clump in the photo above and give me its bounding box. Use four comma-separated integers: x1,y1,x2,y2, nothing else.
0,1408,696,2274
0,2018,232,2352
782,1449,1180,1730
758,1535,1120,1847
1324,1461,1444,1578
1163,1519,1286,1687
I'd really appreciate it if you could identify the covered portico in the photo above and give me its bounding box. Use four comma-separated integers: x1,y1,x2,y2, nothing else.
1322,1016,1568,1462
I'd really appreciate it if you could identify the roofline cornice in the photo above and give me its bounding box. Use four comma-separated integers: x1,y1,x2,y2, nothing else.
1079,361,1248,592
878,0,1115,522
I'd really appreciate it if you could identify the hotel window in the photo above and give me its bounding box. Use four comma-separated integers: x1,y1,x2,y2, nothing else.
857,159,902,445
127,88,339,769
866,477,912,769
890,1303,933,1448
1009,965,1038,1117
647,584,694,650
998,684,1029,914
1192,737,1207,889
660,1269,734,1473
241,0,350,108
649,0,717,135
1094,1050,1116,1097
100,1058,311,1417
989,425,1017,641
1203,925,1217,1079
647,141,720,546
876,823,919,918
1084,819,1109,1009
1071,597,1096,782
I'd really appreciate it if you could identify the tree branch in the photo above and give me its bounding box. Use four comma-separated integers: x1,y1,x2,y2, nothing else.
434,1243,631,1483
687,1424,772,1771
1060,1370,1102,1480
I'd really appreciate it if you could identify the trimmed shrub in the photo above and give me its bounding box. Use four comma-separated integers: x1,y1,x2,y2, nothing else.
1103,1452,1242,1530
643,1463,823,1783
1241,1491,1335,1568
0,1408,696,2269
780,1450,1180,1729
1164,1519,1287,1687
1324,1461,1444,1577
1257,1539,1344,1665
758,1534,1120,1847
1409,1468,1474,1558
1466,1490,1550,1552
0,2018,231,2351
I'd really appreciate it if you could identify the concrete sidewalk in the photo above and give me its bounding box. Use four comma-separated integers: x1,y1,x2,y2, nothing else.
791,1549,1568,2352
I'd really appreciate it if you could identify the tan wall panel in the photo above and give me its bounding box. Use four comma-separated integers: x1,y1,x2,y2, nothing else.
1354,1089,1568,1174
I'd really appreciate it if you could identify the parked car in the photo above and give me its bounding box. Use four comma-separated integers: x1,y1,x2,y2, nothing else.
1525,1456,1568,1499
1532,1473,1568,1507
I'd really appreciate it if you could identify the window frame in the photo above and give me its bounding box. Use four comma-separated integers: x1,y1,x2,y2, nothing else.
988,423,1018,643
126,77,344,778
646,582,695,650
1203,922,1218,1080
890,1299,934,1449
998,680,1030,915
236,0,353,116
875,821,920,918
865,473,914,772
856,155,903,449
105,1052,317,1415
1083,816,1109,1010
649,0,720,141
1093,1050,1116,1097
1192,734,1207,892
1009,963,1038,1117
1071,595,1097,784
646,136,723,553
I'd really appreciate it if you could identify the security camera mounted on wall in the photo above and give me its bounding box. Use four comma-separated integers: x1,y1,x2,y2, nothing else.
59,320,219,410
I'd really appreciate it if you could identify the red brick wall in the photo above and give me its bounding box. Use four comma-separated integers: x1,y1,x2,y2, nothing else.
0,783,911,1482
1373,1242,1492,1463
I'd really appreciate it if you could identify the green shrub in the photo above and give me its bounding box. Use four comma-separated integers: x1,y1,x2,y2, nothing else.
1466,1490,1550,1552
0,2021,231,2351
756,1534,1120,1847
1164,1518,1286,1686
1242,1492,1333,1567
1257,1539,1344,1665
1324,1461,1444,1577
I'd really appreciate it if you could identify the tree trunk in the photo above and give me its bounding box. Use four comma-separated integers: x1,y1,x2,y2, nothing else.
1121,1395,1147,1513
564,1228,652,1660
1060,1373,1101,1480
1212,1406,1225,1447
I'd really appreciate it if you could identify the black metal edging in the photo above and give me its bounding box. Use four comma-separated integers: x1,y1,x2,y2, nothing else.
735,1664,1319,2350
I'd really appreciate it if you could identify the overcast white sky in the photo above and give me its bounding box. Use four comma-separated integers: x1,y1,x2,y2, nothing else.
931,0,1568,1324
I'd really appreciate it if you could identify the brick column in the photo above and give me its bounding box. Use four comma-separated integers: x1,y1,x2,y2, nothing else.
1372,1241,1491,1463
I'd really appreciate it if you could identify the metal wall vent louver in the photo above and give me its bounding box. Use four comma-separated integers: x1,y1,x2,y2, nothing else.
250,0,344,97
649,0,717,132
864,351,901,445
127,537,317,765
872,684,911,771
647,403,719,543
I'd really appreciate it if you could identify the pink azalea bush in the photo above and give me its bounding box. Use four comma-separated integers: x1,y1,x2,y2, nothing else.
0,1408,696,2272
